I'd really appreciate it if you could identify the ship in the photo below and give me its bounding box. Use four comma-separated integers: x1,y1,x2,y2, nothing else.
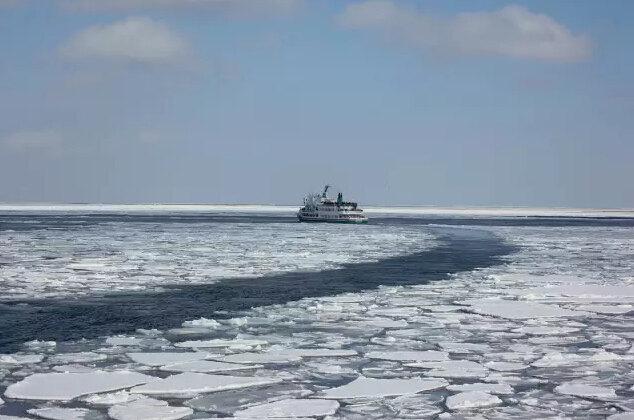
297,185,368,224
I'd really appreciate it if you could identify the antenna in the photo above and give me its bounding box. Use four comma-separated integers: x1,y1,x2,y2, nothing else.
322,184,330,198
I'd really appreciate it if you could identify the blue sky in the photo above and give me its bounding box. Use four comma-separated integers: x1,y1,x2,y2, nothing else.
1,0,633,207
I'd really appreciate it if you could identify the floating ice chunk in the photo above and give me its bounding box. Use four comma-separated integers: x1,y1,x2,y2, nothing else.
513,326,580,336
0,354,44,365
82,390,143,406
277,348,357,358
484,361,528,372
24,340,56,349
520,285,634,300
608,414,634,420
106,336,143,346
210,348,350,364
348,317,409,329
445,391,502,410
4,371,152,401
182,318,221,328
555,382,617,401
131,372,282,398
174,339,267,348
0,397,2,405
160,360,261,373
412,360,488,379
446,383,513,395
320,376,448,399
26,407,92,420
185,382,311,414
0,416,30,420
234,398,339,418
577,305,633,315
48,352,107,364
465,299,583,320
213,352,301,364
438,342,491,353
108,396,193,420
127,352,209,366
52,364,98,373
366,351,449,362
531,350,621,367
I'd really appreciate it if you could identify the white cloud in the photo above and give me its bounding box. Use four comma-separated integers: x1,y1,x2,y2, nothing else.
3,130,63,154
337,1,592,62
60,0,302,17
60,17,189,64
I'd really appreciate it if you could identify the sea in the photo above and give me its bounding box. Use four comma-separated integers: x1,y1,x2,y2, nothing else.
0,206,633,419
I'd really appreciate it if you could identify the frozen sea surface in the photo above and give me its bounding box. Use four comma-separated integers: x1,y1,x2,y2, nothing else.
1,211,634,419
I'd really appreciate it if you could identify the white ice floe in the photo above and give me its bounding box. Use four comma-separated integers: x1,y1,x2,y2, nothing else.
410,360,489,379
0,354,44,365
512,326,580,336
320,376,448,399
576,304,633,315
4,371,152,401
181,318,221,328
234,398,340,418
214,352,299,364
108,396,194,420
446,383,514,395
159,360,261,373
82,390,143,406
531,350,621,367
127,352,209,366
445,391,502,410
438,342,491,353
106,336,144,346
174,339,267,349
131,372,282,398
519,285,634,300
465,299,583,320
365,350,449,362
26,407,92,420
484,361,528,372
554,382,617,401
47,352,107,364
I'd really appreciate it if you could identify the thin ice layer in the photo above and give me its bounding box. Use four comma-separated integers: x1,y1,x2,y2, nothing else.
4,371,152,401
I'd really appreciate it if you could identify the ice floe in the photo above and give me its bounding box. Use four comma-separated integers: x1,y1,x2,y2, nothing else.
366,350,449,362
26,407,94,420
233,398,340,418
465,299,583,320
554,382,618,401
445,391,502,410
127,352,209,366
446,382,514,395
108,396,193,420
320,376,448,399
131,372,282,398
159,360,261,373
4,371,152,401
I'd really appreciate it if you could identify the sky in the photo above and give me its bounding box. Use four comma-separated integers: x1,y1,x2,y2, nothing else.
0,0,633,207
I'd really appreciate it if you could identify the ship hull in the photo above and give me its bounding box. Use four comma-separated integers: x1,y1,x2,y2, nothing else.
297,215,368,224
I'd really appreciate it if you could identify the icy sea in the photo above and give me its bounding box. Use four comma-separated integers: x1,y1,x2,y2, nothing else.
0,208,633,420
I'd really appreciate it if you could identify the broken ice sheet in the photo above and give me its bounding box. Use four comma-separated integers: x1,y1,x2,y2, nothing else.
108,396,193,420
233,398,339,418
4,371,153,401
445,390,503,410
130,372,282,398
185,382,311,414
319,376,448,399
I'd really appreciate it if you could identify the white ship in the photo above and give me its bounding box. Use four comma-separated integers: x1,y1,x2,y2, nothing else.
297,185,368,224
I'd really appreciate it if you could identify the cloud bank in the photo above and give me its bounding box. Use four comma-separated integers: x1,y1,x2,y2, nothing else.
337,1,591,62
3,130,63,154
60,0,302,17
60,17,189,64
